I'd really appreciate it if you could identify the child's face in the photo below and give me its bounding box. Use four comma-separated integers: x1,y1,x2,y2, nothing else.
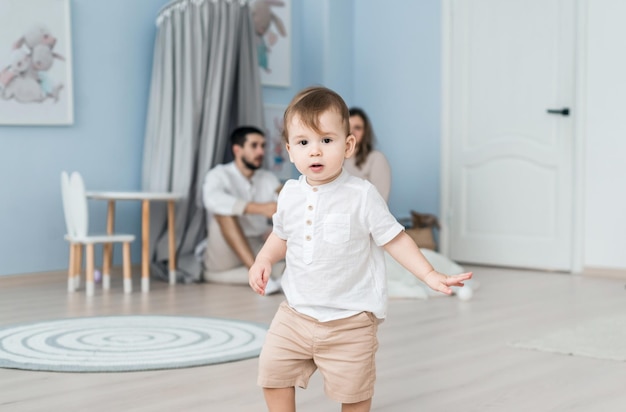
286,110,355,186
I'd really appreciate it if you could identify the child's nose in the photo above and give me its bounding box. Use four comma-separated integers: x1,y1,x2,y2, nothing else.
309,143,321,156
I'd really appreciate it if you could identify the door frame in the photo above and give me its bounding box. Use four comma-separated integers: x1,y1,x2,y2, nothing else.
440,0,588,273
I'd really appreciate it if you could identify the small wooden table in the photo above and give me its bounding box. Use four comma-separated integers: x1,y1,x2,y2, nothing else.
86,191,184,291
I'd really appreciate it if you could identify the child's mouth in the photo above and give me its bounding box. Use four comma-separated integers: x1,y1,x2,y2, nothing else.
310,163,323,172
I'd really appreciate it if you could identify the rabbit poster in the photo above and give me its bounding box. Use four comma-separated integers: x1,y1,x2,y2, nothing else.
251,0,291,87
263,104,293,181
0,0,74,125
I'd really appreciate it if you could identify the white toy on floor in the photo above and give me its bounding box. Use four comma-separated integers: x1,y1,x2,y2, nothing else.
455,285,474,301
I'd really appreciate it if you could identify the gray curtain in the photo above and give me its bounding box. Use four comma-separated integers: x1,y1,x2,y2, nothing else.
142,0,264,282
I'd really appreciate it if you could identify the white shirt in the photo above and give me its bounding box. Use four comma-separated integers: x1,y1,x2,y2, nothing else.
202,162,280,237
273,169,404,322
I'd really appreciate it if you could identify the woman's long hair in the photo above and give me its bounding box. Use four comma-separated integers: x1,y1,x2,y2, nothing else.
349,107,375,168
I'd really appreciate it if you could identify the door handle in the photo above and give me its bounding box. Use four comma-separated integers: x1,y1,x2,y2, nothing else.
546,107,570,116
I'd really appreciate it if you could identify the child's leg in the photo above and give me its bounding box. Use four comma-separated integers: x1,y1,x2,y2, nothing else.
264,387,295,412
315,311,378,406
259,303,318,409
342,399,372,412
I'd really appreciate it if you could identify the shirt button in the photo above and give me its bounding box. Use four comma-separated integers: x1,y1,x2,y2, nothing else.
307,205,313,211
306,220,312,225
305,235,312,241
312,187,318,192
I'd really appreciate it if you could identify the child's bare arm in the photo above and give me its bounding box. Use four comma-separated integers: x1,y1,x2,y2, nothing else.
383,232,472,295
248,232,287,295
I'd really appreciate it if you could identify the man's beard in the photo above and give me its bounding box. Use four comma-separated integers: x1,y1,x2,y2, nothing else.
242,156,262,171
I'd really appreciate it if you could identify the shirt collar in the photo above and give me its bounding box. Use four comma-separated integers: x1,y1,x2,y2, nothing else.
298,168,349,193
228,161,257,185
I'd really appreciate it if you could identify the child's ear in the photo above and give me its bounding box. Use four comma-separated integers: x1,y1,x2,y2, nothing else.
285,143,294,163
345,134,356,158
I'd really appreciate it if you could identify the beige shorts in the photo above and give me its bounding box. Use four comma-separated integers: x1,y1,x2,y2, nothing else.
258,301,379,404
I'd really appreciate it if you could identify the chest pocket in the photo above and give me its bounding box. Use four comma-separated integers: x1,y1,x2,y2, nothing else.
323,213,350,244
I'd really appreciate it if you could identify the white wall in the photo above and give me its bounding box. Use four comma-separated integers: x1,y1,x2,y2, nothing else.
584,0,626,269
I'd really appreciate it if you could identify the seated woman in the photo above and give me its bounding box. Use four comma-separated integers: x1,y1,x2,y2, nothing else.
344,107,392,202
346,107,477,299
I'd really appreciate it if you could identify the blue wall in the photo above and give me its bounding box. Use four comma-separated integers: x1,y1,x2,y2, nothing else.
353,0,441,219
0,0,167,275
265,0,441,219
262,0,354,104
1,0,442,276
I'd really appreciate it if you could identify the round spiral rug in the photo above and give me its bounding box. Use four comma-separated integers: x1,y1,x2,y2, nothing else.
0,316,267,372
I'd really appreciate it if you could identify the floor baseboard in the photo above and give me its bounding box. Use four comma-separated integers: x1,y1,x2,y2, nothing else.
582,266,626,280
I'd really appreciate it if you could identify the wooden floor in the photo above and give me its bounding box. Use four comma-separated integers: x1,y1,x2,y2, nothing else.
1,266,626,411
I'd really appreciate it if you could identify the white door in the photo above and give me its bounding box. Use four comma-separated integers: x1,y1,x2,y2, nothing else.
444,0,576,271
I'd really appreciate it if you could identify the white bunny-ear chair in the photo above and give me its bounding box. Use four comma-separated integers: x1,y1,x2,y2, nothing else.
60,171,136,296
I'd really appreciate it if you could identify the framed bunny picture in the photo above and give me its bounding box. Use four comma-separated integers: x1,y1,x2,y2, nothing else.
263,104,293,181
0,0,74,125
251,0,291,88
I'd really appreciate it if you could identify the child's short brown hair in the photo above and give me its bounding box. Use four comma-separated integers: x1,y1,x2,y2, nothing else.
282,86,350,143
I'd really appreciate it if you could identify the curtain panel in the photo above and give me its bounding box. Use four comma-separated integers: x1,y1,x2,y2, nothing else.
142,0,263,282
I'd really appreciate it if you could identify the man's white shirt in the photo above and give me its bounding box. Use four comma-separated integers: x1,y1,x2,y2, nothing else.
203,162,280,237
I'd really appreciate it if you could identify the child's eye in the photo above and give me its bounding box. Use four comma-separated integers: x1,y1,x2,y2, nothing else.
322,138,332,144
298,140,308,146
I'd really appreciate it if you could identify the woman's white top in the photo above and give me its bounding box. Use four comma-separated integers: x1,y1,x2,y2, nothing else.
343,150,391,202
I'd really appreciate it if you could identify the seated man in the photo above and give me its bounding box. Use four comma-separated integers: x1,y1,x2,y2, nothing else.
202,126,283,293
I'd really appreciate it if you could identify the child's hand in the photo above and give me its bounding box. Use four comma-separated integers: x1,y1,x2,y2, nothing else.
424,271,473,295
248,260,272,296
